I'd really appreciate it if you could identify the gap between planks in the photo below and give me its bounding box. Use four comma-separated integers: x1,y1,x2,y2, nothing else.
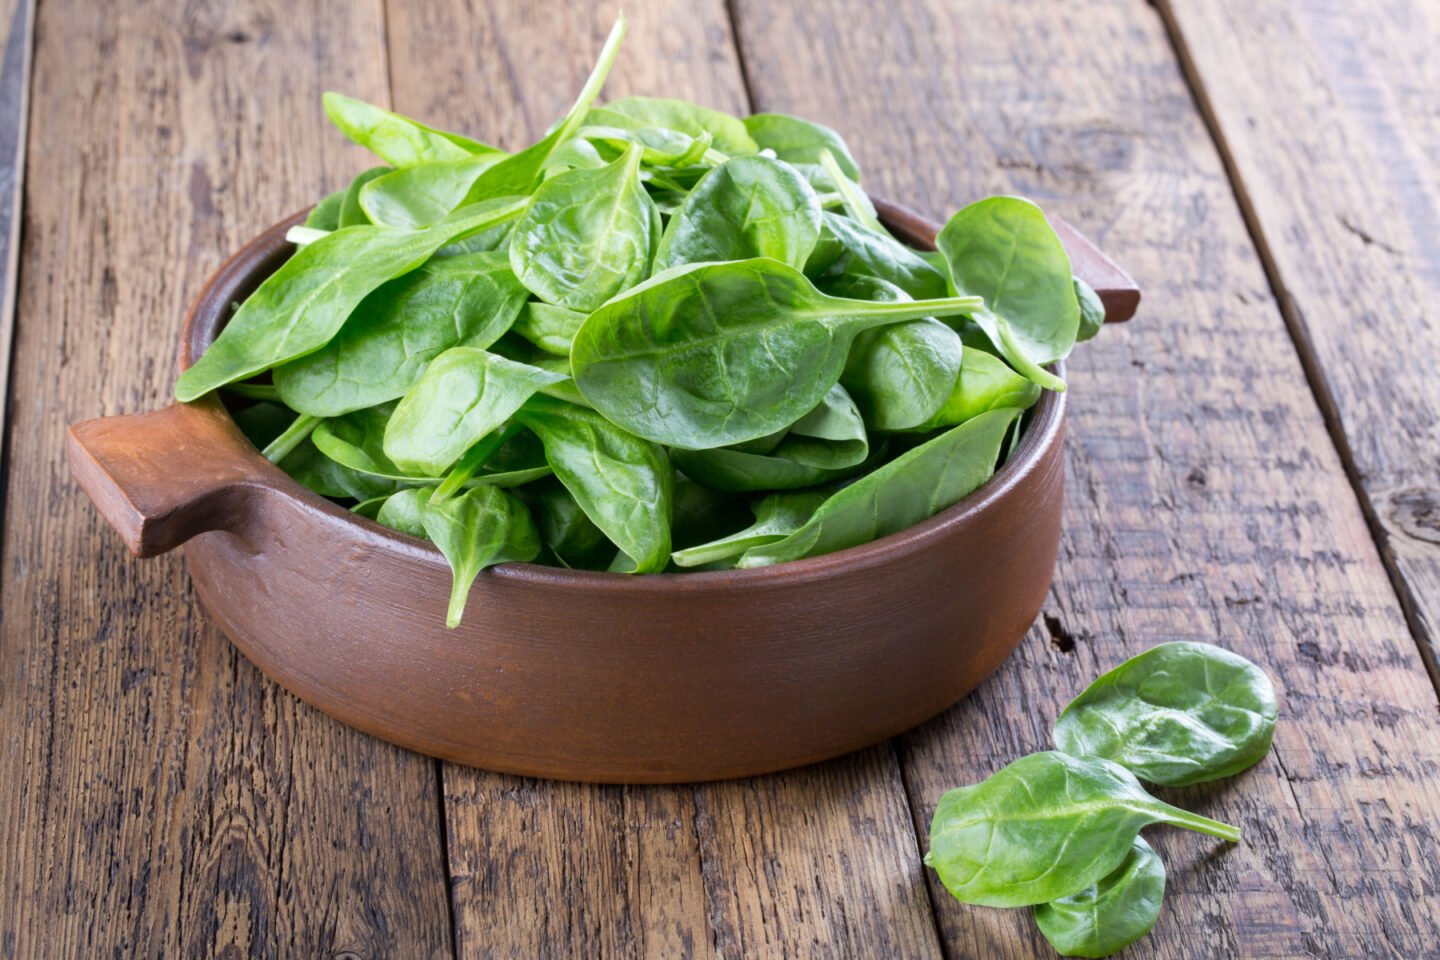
1151,0,1440,696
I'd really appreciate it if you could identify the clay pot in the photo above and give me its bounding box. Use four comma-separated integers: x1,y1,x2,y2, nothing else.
67,200,1137,783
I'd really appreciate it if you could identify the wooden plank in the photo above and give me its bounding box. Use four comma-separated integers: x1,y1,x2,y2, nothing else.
383,2,943,956
1156,0,1440,684
729,0,1440,956
0,2,452,956
0,0,32,482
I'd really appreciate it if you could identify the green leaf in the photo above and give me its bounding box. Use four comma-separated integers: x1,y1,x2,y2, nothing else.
509,144,657,311
570,258,983,449
175,198,527,401
743,112,860,180
737,407,1018,567
383,347,568,476
906,346,1042,432
359,155,508,229
273,250,529,417
523,477,615,570
305,189,345,230
655,156,822,272
375,487,429,538
281,436,401,502
926,751,1238,908
323,92,500,167
671,490,829,568
822,211,949,300
419,485,541,628
509,301,587,356
1075,276,1106,342
599,96,758,156
515,394,672,574
936,196,1078,391
1033,838,1166,959
1053,642,1279,786
339,166,392,228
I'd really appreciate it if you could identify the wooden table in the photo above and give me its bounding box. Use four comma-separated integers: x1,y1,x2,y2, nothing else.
2,1,1437,956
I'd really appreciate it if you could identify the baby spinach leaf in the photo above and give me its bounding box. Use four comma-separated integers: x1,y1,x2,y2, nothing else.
598,96,758,156
570,258,982,449
322,92,499,167
509,301,587,356
175,197,527,401
305,189,346,230
508,144,657,311
282,436,401,502
578,120,715,168
937,196,1078,392
654,156,822,271
339,166,392,228
669,476,751,554
359,155,508,229
822,211,950,300
524,477,615,570
375,487,429,538
907,347,1042,432
273,249,529,417
420,484,541,628
1033,837,1166,959
925,751,1239,908
515,394,672,574
1053,642,1279,786
383,347,568,476
1075,277,1105,342
671,490,829,568
736,407,1019,567
743,112,860,180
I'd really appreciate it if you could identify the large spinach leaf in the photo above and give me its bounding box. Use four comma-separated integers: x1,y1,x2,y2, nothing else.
1053,642,1279,786
925,751,1239,908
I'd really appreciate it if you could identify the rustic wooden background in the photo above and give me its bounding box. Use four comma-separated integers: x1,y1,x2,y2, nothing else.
2,0,1438,957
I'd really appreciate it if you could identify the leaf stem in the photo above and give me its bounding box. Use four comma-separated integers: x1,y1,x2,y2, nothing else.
831,294,984,324
222,382,280,401
819,149,886,234
262,413,320,463
285,225,330,247
1164,808,1242,843
993,316,1068,392
429,423,523,504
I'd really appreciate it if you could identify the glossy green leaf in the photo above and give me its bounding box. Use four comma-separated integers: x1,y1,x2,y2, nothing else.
598,96,758,156
822,211,949,300
743,112,860,180
1033,838,1166,959
509,301,587,356
281,436,400,502
515,394,672,574
509,144,657,310
1053,642,1279,786
323,92,499,167
578,120,715,168
273,250,529,417
1075,276,1105,342
339,166,391,228
907,347,1042,432
925,751,1239,908
736,407,1018,567
359,155,508,229
419,484,541,628
175,198,527,401
524,477,614,570
936,196,1078,391
655,156,821,271
383,347,568,476
671,490,829,567
305,189,345,230
375,487,429,538
571,258,983,449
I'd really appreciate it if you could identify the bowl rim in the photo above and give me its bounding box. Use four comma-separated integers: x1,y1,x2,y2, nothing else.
179,200,1066,592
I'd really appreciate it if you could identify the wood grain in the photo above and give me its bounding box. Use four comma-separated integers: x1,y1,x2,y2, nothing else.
0,2,451,957
1156,0,1440,687
383,2,942,956
728,0,1440,956
0,0,31,485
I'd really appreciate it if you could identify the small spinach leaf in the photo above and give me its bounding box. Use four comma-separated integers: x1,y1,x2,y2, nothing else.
906,347,1042,432
1033,838,1166,959
305,189,346,230
671,490,829,568
322,92,499,167
925,751,1239,908
1075,276,1105,342
742,112,860,180
822,211,950,300
598,96,758,156
1053,642,1279,786
523,477,615,570
359,155,509,229
420,484,541,628
339,166,392,228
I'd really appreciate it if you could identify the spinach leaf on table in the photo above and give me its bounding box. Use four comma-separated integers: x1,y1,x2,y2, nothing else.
671,490,829,568
420,484,541,628
654,155,822,272
1053,642,1279,786
925,751,1239,908
1033,837,1166,959
937,196,1078,392
273,249,529,417
570,258,983,449
508,144,658,311
737,407,1019,567
175,197,527,401
322,92,500,167
515,394,672,574
383,347,568,477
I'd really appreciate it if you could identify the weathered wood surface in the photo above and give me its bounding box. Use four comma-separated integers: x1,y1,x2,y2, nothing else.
0,2,451,957
0,0,31,483
1156,0,1440,687
728,0,1440,956
5,0,1440,957
384,3,943,956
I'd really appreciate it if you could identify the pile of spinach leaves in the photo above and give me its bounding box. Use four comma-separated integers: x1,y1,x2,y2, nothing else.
179,14,1107,627
927,642,1279,957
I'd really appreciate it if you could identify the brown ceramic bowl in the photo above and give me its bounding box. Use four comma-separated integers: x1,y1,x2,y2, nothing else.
67,199,1137,783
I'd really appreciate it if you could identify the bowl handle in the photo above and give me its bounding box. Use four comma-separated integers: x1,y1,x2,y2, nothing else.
67,400,269,557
